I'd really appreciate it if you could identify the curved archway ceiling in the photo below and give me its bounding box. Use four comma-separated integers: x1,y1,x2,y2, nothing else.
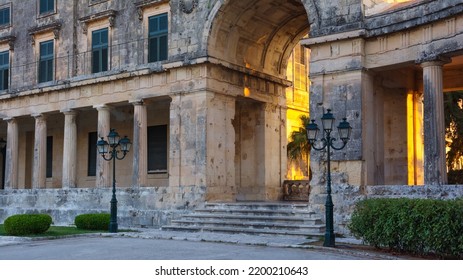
208,0,310,78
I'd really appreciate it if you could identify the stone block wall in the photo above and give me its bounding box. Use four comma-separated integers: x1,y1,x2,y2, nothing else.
0,186,205,227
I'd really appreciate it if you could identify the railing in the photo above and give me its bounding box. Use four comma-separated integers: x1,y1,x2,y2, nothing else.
6,38,153,93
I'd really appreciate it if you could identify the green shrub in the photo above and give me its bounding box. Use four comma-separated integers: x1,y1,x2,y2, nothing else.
74,213,110,230
348,198,463,259
4,214,53,236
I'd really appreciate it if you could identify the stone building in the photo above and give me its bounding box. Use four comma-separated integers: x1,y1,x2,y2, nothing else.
0,0,462,232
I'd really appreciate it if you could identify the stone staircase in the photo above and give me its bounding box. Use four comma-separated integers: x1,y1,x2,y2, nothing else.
162,202,325,237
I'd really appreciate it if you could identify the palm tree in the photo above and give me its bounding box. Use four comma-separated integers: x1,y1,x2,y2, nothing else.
287,114,311,178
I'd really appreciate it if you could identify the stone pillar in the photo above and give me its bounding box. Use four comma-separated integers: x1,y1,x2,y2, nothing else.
421,60,448,185
62,110,78,188
94,105,111,188
32,114,47,189
131,100,147,187
205,93,236,202
4,118,19,189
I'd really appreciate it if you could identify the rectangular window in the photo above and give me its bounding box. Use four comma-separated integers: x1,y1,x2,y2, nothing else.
0,7,10,25
147,125,168,172
92,28,108,73
0,51,9,91
39,0,54,14
148,13,168,63
46,136,53,178
88,132,97,176
39,40,54,83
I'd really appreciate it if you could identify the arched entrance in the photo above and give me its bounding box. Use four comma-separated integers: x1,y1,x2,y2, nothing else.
204,0,311,201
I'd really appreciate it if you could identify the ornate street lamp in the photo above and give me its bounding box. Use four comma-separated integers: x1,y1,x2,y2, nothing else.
306,109,351,247
97,129,131,233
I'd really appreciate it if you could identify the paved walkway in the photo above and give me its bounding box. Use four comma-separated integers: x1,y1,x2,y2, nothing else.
0,228,407,260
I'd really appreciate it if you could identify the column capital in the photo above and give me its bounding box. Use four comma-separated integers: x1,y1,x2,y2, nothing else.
418,55,451,67
130,100,144,106
3,117,16,123
32,113,47,120
61,109,78,116
93,104,113,111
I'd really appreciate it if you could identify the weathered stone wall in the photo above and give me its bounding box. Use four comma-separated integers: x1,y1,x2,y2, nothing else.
0,187,204,227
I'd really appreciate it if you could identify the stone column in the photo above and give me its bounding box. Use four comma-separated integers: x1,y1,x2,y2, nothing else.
94,105,111,188
62,110,78,188
32,114,47,189
4,118,19,189
131,100,147,187
421,59,448,185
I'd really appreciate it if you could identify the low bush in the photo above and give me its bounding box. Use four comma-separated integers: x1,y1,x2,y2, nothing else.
348,198,463,259
74,213,110,230
4,214,53,236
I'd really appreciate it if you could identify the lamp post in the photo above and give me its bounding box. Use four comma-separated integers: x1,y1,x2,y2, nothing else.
96,129,131,233
306,109,351,247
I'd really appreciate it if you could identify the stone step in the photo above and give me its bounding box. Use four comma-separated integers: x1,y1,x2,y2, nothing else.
179,213,323,225
195,208,317,217
162,225,325,237
170,219,325,231
204,202,309,211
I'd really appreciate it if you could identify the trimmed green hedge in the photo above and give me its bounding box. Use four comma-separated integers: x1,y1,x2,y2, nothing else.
348,198,463,259
74,213,110,230
4,214,52,236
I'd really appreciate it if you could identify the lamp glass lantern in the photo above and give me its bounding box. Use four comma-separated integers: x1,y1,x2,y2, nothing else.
107,129,120,146
306,120,319,144
337,118,352,142
119,136,132,153
321,109,335,132
97,138,109,155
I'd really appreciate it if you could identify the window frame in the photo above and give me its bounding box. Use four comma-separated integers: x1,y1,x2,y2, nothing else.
148,13,168,63
91,27,109,73
38,39,54,83
0,50,9,91
0,5,10,27
38,0,55,16
147,125,168,173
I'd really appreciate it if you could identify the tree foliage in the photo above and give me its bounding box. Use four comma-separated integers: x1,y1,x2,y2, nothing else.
444,91,463,171
287,114,311,162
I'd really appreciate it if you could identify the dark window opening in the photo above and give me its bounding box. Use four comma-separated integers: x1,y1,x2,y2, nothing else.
46,136,53,178
148,125,168,172
88,132,97,176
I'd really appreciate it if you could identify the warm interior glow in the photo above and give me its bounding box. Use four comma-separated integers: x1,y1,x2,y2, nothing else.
364,0,420,16
286,41,310,180
243,87,251,97
406,90,424,185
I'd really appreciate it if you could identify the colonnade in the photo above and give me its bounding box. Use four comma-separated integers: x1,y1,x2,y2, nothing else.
2,100,151,190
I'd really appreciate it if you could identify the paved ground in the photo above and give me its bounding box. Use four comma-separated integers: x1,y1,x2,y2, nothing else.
0,228,408,260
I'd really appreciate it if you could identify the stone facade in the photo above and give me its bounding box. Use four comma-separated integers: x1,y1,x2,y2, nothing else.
0,0,462,233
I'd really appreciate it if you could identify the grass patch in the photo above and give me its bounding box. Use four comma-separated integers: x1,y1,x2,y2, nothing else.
0,224,106,237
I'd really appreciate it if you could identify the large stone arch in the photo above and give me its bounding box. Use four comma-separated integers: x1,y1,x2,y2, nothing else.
204,0,312,77
202,0,312,202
